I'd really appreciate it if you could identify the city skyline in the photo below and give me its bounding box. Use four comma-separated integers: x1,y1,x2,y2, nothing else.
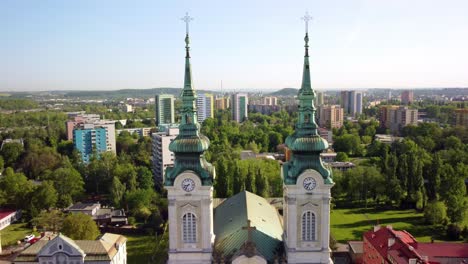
2,0,468,91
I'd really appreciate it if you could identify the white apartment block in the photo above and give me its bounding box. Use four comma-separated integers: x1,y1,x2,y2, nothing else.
152,128,179,185
197,93,214,124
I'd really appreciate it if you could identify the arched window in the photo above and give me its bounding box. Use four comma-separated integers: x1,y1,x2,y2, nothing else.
182,213,197,243
301,211,316,241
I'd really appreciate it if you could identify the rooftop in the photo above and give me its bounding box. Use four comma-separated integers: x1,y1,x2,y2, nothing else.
214,191,283,261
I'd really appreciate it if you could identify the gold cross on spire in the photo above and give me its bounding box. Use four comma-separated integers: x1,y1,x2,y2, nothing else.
301,11,312,33
181,12,194,35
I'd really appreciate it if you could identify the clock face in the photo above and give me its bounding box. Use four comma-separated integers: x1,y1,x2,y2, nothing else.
303,177,317,191
181,178,195,192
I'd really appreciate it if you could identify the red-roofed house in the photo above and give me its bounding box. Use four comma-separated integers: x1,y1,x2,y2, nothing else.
0,209,21,231
363,226,468,264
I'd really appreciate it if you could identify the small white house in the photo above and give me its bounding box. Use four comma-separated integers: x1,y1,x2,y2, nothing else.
0,209,21,231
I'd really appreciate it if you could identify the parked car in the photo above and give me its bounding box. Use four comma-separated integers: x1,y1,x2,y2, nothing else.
24,234,35,242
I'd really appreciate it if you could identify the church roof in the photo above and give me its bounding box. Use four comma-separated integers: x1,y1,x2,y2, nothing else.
214,191,283,261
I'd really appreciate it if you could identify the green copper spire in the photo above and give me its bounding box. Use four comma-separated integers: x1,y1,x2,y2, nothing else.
164,14,214,186
283,16,333,185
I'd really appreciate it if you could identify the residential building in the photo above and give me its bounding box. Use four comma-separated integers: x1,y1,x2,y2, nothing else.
197,93,214,123
66,202,127,226
123,104,133,113
0,209,21,231
116,127,152,137
13,233,127,264
340,90,363,117
379,105,400,129
319,105,344,129
454,108,468,127
73,121,116,163
231,93,248,122
66,114,100,141
263,96,278,106
248,104,280,115
0,138,24,150
374,134,403,144
315,91,324,106
392,106,418,133
318,127,333,144
152,127,179,185
329,162,355,171
320,152,337,163
155,94,175,126
401,90,414,105
215,96,229,110
363,226,468,264
379,105,418,134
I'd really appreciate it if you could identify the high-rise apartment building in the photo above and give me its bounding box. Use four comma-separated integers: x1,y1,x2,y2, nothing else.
155,94,175,126
340,91,362,117
231,93,248,122
262,96,278,106
315,91,324,107
379,105,399,129
215,96,230,110
401,90,414,105
454,109,468,127
66,113,101,141
197,93,214,123
73,122,116,163
152,127,179,185
318,105,344,129
379,105,418,134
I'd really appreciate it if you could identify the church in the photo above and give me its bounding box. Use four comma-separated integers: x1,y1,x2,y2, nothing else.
164,13,334,264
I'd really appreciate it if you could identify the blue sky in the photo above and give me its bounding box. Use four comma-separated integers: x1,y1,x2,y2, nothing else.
1,0,468,91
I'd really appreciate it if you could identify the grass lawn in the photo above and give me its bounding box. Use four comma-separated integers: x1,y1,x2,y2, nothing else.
1,223,39,247
331,208,440,243
126,234,154,264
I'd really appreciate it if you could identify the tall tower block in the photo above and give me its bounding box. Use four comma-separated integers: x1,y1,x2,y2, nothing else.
282,13,334,264
164,13,215,264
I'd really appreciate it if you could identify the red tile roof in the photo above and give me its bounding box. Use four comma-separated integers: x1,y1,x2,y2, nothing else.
364,226,468,264
417,243,468,258
0,209,16,221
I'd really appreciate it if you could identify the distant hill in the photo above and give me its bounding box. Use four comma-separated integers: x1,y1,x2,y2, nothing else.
59,87,183,99
9,87,220,100
268,88,299,96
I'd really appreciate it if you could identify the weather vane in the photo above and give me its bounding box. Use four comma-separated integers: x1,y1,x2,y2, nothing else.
301,12,312,33
181,12,194,34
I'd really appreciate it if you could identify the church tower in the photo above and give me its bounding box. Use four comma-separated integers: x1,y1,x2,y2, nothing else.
282,13,334,264
164,13,215,264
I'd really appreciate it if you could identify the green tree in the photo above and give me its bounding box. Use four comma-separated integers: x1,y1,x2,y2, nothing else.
62,213,100,240
46,167,85,208
0,168,34,209
125,188,157,222
335,152,349,162
33,209,65,233
86,152,117,194
254,168,269,198
426,153,442,200
114,163,138,191
0,155,4,173
31,181,58,217
423,201,447,225
110,177,126,207
214,157,232,198
137,166,154,190
0,142,24,167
